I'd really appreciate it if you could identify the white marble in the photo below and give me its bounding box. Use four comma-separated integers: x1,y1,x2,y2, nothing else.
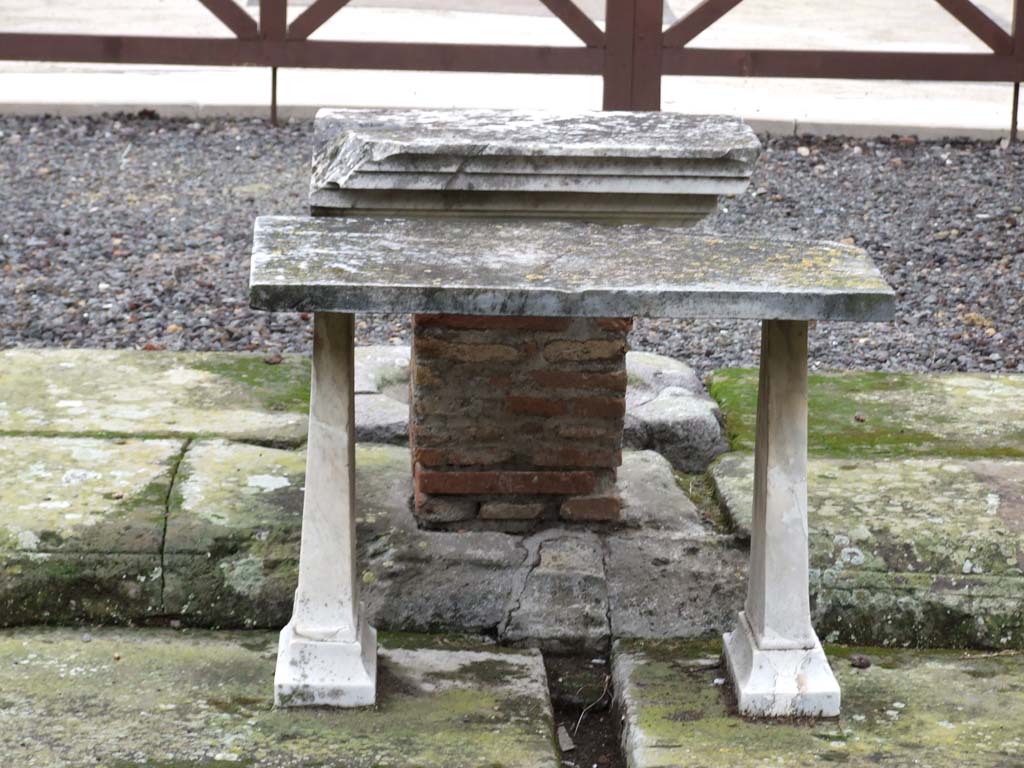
308,109,760,216
723,320,840,717
274,312,377,708
250,216,895,322
724,610,840,718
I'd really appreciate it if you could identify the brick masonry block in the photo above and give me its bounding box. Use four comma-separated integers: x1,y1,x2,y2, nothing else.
415,463,596,496
595,317,634,333
559,496,622,523
505,396,567,418
528,369,627,393
415,446,514,468
569,397,627,420
543,339,627,363
533,446,622,469
478,501,549,520
415,314,573,332
415,337,523,364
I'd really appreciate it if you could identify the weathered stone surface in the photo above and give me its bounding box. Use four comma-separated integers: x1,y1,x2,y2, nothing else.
712,453,1024,648
0,348,309,444
0,436,182,555
355,393,409,444
710,369,1024,459
502,530,610,653
605,534,748,640
354,344,410,394
624,351,728,472
613,638,1024,768
310,109,760,200
311,189,719,224
625,350,703,402
0,436,181,626
0,348,413,446
250,216,895,321
617,450,708,535
627,388,728,473
163,442,529,634
0,627,559,768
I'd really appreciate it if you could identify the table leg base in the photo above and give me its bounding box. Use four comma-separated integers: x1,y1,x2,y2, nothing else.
274,618,378,708
723,611,840,718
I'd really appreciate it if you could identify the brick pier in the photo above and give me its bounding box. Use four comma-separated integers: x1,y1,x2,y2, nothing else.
409,314,631,528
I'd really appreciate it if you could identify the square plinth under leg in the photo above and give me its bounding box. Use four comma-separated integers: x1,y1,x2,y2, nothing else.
723,610,840,718
274,618,378,708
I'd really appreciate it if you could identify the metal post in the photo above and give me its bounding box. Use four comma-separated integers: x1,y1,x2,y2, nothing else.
1013,82,1020,144
271,66,279,125
261,0,286,125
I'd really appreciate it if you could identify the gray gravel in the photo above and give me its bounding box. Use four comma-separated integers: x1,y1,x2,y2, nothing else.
1,114,1021,375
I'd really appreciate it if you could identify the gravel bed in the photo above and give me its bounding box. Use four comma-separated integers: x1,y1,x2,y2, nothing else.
1,114,1021,375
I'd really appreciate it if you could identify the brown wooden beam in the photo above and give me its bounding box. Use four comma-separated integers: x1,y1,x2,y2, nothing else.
631,0,662,108
663,0,743,48
195,0,259,39
537,0,605,47
288,0,354,41
603,0,635,108
932,0,1012,54
260,0,287,41
0,34,604,74
662,47,1022,81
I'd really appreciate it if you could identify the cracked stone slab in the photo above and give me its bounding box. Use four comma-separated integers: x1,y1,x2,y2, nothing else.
613,638,1024,768
618,450,708,535
163,442,528,633
712,453,1024,648
250,216,895,321
501,530,610,653
710,369,1024,459
0,627,559,768
0,436,180,626
605,535,748,640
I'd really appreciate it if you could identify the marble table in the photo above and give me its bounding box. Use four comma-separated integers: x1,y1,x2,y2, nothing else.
250,215,896,717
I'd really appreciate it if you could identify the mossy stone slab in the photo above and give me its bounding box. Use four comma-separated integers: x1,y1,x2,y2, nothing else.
712,454,1024,648
0,627,559,768
163,442,527,634
0,436,183,555
709,369,1024,459
613,639,1024,768
0,348,310,444
0,436,181,626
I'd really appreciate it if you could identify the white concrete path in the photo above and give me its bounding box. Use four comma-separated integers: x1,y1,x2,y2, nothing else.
0,0,1019,138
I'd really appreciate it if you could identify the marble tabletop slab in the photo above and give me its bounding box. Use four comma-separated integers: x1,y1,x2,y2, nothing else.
250,215,895,322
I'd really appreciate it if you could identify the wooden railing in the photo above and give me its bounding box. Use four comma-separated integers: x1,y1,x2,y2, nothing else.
0,0,1021,133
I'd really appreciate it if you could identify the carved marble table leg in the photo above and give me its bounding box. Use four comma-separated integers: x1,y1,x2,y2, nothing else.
723,319,840,717
275,312,377,707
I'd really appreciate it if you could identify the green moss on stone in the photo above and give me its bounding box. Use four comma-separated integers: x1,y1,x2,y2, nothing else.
709,369,1024,459
0,628,559,768
616,639,1024,768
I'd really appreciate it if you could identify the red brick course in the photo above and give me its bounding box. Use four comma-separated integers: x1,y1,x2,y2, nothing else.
410,313,628,528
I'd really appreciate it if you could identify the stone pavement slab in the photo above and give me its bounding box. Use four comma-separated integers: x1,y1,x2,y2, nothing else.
0,348,310,444
163,441,710,647
710,369,1024,459
0,627,559,768
0,435,183,625
0,347,729,468
613,639,1024,768
712,453,1024,648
